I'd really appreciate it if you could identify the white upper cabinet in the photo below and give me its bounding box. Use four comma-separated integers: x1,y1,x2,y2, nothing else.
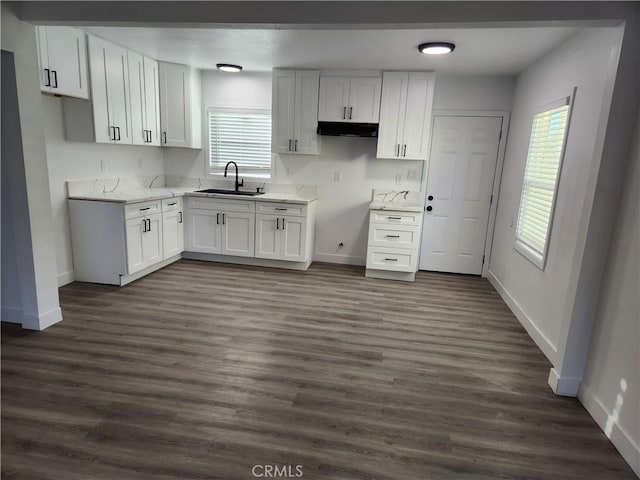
87,35,132,144
318,76,381,123
159,61,202,149
272,69,320,155
377,72,435,160
128,52,160,146
36,26,89,99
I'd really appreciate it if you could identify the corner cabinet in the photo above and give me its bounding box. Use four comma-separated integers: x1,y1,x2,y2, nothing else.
272,70,320,155
376,72,435,160
318,76,382,123
68,198,184,285
159,62,202,149
36,26,89,99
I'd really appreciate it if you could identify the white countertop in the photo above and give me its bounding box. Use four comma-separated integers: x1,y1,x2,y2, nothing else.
68,187,318,205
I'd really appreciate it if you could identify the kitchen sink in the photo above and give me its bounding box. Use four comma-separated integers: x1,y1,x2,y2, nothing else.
195,188,265,196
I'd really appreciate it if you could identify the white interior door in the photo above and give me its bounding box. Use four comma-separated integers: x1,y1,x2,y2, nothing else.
419,116,502,275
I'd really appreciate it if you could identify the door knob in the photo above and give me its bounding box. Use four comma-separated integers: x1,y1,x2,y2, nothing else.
428,195,434,201
426,206,433,212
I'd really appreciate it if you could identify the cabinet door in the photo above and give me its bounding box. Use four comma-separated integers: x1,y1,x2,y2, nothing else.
159,62,192,147
36,27,51,93
41,27,88,99
162,210,184,259
105,43,132,145
401,72,434,160
221,212,255,258
255,214,279,259
271,70,295,153
125,217,145,274
293,70,320,155
348,77,382,123
143,57,161,146
281,215,307,262
87,36,113,143
318,77,350,122
143,213,163,266
184,209,221,254
128,51,147,146
376,72,408,159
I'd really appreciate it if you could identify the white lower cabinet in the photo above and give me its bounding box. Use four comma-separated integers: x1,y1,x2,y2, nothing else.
69,198,184,285
184,198,255,258
365,208,423,281
256,214,307,261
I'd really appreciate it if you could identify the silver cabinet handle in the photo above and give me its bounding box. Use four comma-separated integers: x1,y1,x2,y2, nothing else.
294,139,298,152
402,144,407,157
387,216,402,220
342,106,346,120
163,132,167,144
276,218,279,230
386,235,400,238
139,207,151,211
288,139,292,151
167,202,177,206
384,258,398,261
178,212,183,224
395,144,400,157
282,218,286,230
222,213,226,225
216,212,220,225
51,70,58,88
275,208,287,211
349,106,353,120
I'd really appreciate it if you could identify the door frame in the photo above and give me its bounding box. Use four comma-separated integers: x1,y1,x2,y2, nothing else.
418,110,511,277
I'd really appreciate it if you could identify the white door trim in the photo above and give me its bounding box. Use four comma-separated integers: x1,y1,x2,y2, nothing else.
418,110,511,277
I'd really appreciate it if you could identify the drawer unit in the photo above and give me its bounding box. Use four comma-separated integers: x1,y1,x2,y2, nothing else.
368,223,420,249
366,247,417,272
187,196,255,213
370,210,421,226
125,200,162,219
162,197,183,212
256,201,307,217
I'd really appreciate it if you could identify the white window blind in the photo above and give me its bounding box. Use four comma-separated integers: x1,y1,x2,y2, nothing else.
515,95,572,269
208,109,272,174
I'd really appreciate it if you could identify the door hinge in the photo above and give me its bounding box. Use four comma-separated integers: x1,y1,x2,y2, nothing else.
482,254,485,264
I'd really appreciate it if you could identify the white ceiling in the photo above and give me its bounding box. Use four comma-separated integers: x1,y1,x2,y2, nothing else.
83,26,582,75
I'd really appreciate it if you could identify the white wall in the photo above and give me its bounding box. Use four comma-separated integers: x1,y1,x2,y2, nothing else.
579,112,640,476
487,27,623,362
165,71,515,264
43,96,165,285
1,5,62,330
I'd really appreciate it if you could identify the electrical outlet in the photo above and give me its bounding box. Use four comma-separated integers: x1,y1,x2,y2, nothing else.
407,169,418,180
395,174,402,185
137,159,143,169
100,159,107,173
333,171,342,183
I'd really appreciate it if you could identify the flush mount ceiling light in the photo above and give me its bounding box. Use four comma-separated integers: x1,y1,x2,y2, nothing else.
216,63,243,73
418,42,456,55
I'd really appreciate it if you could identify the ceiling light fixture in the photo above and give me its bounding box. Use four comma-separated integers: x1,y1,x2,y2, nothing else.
418,42,456,55
216,63,243,73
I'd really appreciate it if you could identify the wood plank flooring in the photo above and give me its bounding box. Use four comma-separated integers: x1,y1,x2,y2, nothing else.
2,260,635,479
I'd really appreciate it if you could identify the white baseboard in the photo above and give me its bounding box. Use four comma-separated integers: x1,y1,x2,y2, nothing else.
21,307,62,331
487,269,557,363
1,306,23,324
547,368,580,397
57,270,75,287
579,384,640,477
313,252,365,266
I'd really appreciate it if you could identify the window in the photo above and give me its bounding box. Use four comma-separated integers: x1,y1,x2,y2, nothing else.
514,93,574,270
208,108,272,177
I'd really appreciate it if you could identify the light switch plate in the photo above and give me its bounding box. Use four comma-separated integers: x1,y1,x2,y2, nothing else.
333,171,342,183
395,174,402,185
407,169,418,180
100,159,107,173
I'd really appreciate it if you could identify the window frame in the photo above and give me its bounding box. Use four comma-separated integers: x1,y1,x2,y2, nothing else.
205,106,273,180
514,89,576,270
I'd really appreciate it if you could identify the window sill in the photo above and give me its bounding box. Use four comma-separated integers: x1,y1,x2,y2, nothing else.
514,239,546,271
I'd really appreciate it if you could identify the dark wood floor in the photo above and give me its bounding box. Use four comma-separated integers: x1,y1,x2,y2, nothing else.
2,260,635,479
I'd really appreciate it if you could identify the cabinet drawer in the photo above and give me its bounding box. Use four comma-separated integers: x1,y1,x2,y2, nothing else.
162,197,183,212
125,200,162,219
256,201,307,217
366,246,417,273
368,223,420,249
370,209,421,226
187,196,255,213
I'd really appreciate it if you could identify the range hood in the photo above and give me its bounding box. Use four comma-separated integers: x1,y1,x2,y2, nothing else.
316,122,378,137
